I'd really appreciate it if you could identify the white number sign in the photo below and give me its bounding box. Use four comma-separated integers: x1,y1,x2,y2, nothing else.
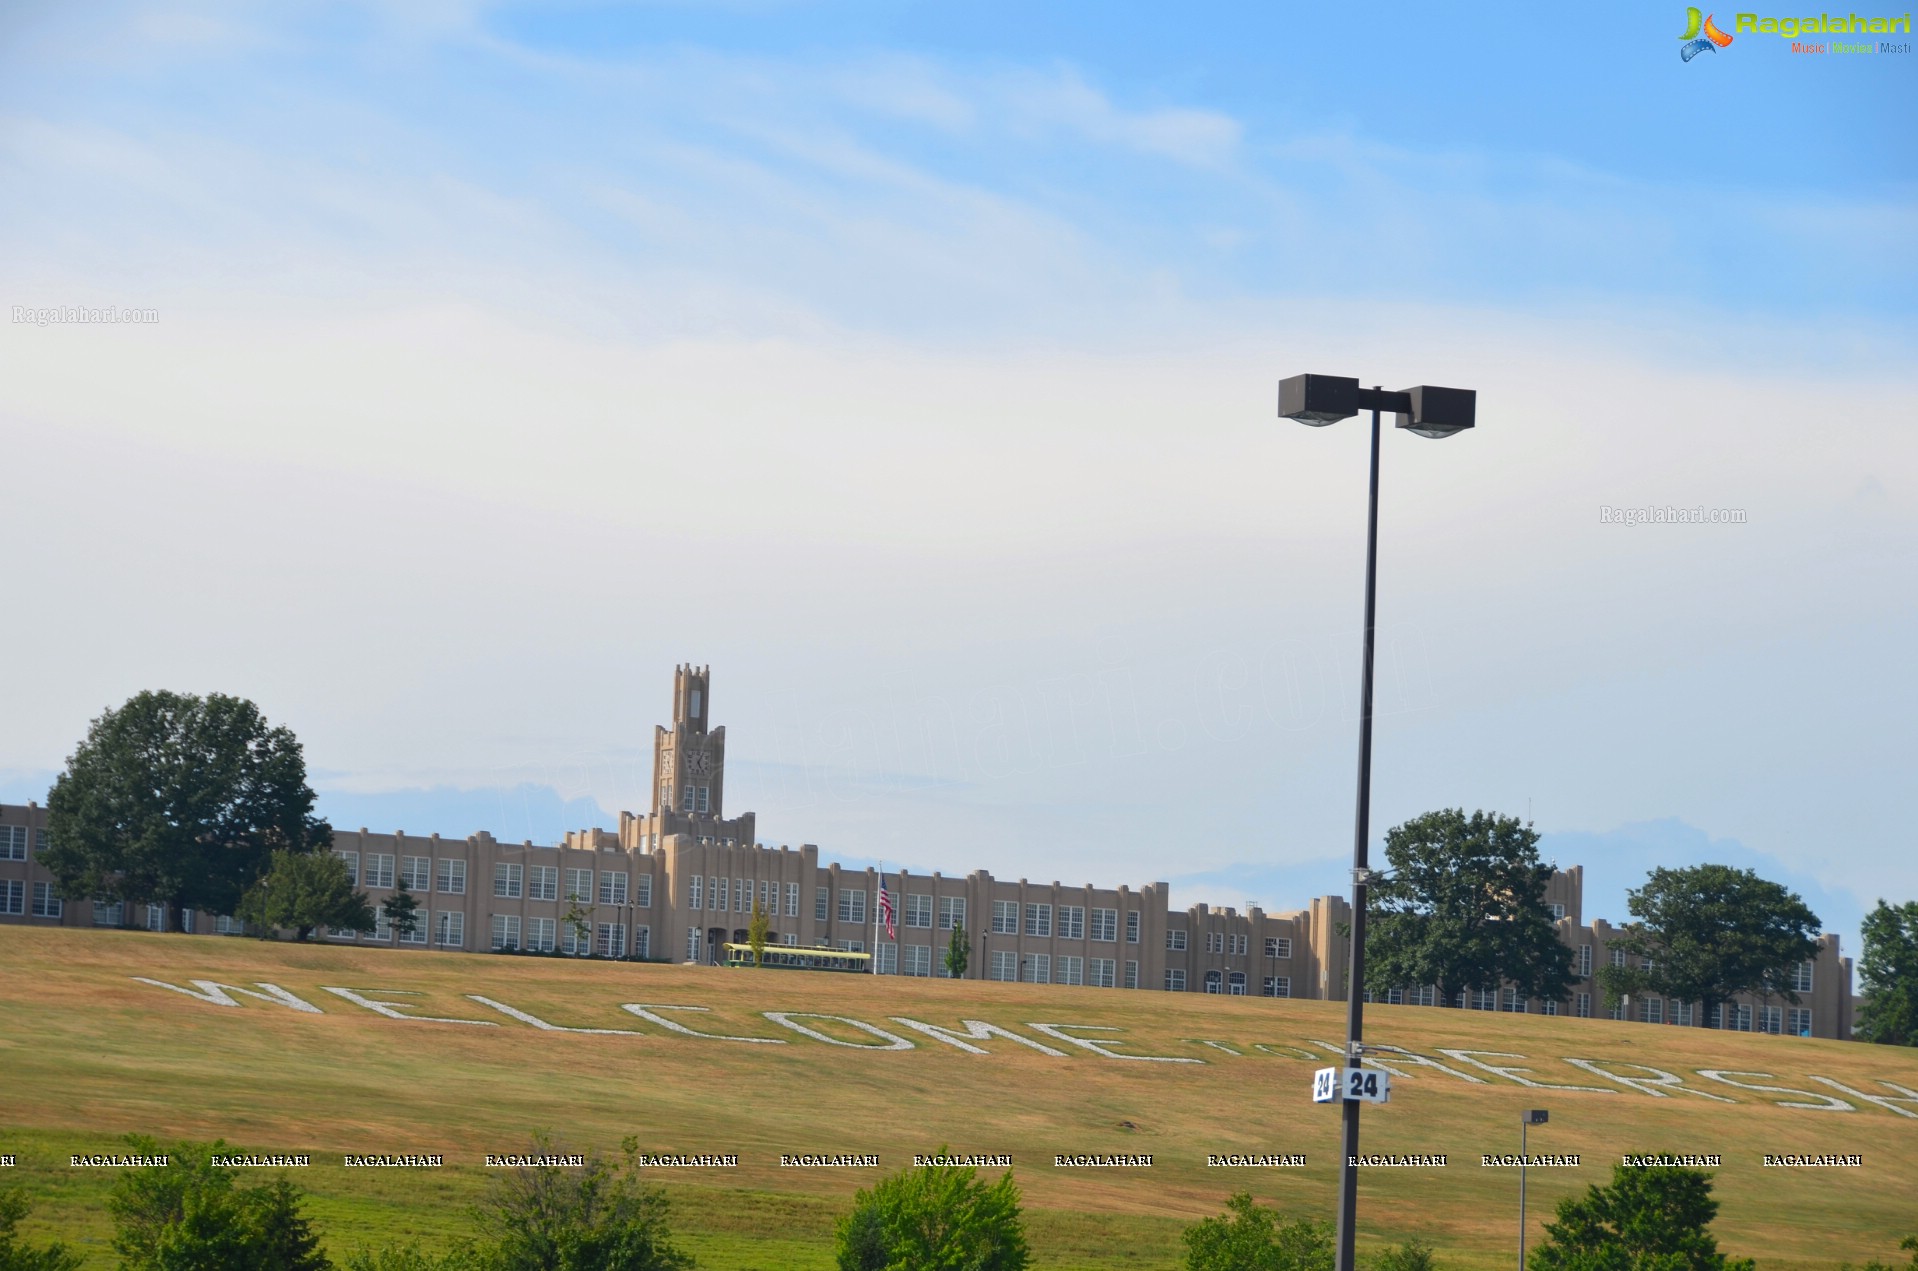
1312,1065,1391,1104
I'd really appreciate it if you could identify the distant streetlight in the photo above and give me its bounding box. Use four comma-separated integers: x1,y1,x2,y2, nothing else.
1520,1109,1550,1270
1279,372,1477,1271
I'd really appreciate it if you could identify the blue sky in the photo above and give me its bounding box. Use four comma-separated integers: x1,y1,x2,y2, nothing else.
1,1,1912,955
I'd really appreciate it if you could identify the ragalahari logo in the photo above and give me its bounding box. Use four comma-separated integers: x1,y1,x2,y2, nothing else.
1680,7,1736,57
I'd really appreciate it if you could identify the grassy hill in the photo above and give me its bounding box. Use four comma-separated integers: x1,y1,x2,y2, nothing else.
2,926,1914,1269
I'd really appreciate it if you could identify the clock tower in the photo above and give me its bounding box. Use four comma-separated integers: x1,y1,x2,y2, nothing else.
653,663,726,820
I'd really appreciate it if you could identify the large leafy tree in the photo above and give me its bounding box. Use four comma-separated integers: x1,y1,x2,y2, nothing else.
43,691,331,928
1528,1160,1753,1271
238,850,374,942
1858,899,1918,1046
1364,808,1574,1008
1181,1193,1331,1271
109,1137,330,1271
472,1136,692,1271
1597,864,1820,1026
834,1152,1028,1271
0,1186,83,1271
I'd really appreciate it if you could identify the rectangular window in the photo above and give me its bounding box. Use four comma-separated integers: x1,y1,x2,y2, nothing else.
1542,999,1559,1016
1732,1004,1752,1032
682,786,695,812
739,879,752,913
566,868,594,903
366,854,395,889
939,896,966,930
1643,998,1664,1025
1578,944,1593,977
1788,1007,1813,1036
530,865,558,902
563,921,591,955
494,863,523,899
1610,947,1625,969
435,911,464,947
1164,968,1186,992
1504,988,1527,1013
369,910,392,942
904,944,932,977
1021,953,1051,984
839,939,864,953
1263,976,1292,998
1058,906,1084,940
31,882,63,919
1091,957,1116,988
92,900,123,927
1090,908,1117,942
598,923,627,958
1126,911,1140,944
335,850,359,885
839,888,867,925
1124,959,1140,989
991,900,1018,934
687,928,701,961
491,914,521,951
1265,936,1293,959
875,944,897,975
0,879,23,915
815,886,829,922
1057,955,1083,986
633,926,650,959
1550,902,1566,920
1606,998,1623,1021
437,858,466,895
716,878,730,913
782,932,799,947
1205,932,1222,954
1166,928,1187,951
905,894,933,928
398,915,427,945
215,914,243,936
989,950,1017,981
759,881,771,913
1472,988,1497,1011
147,903,166,931
697,787,710,813
599,872,628,906
1024,903,1051,938
689,876,703,910
785,882,798,918
0,825,27,859
1790,961,1814,993
636,875,652,908
400,856,430,891
1669,1001,1694,1027
527,916,556,952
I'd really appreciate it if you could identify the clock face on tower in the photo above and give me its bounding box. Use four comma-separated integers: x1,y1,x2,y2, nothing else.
685,749,713,778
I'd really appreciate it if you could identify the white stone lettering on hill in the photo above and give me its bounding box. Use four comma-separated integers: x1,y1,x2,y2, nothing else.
467,996,641,1035
1697,1070,1853,1111
887,1017,1069,1056
1435,1049,1612,1093
619,1004,787,1044
1025,1023,1202,1063
130,978,322,1013
1253,1044,1321,1060
1359,1043,1487,1084
1807,1076,1918,1118
1560,1059,1735,1102
320,987,497,1026
1308,1040,1423,1080
764,1013,915,1050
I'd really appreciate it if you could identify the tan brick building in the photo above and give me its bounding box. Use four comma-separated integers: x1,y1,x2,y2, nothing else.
0,665,1854,1037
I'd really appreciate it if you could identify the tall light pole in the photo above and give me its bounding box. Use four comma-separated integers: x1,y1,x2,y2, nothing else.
1279,374,1477,1271
1520,1109,1549,1270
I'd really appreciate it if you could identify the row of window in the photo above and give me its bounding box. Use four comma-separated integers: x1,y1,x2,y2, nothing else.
687,877,799,916
0,826,46,860
481,914,654,958
1575,943,1814,993
1163,930,1296,959
984,951,1138,987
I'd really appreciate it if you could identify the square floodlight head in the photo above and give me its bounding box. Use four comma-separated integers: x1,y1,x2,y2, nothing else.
1395,385,1476,438
1278,374,1360,426
1525,1109,1550,1124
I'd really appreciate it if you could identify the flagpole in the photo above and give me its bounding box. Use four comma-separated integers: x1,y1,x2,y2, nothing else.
872,865,881,975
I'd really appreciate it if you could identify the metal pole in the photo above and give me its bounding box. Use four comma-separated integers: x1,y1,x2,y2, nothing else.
1334,398,1384,1271
1519,1117,1529,1271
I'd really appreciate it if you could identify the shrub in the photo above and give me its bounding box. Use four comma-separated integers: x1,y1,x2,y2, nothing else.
1181,1193,1332,1271
834,1152,1027,1271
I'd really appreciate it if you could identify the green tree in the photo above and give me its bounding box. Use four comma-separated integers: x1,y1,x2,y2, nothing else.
470,1135,693,1271
1363,809,1574,1008
1528,1160,1752,1271
342,1248,480,1271
748,898,770,967
237,849,375,942
383,880,422,944
1857,900,1918,1046
0,1186,83,1271
44,691,332,929
563,888,592,959
1839,1234,1918,1271
1596,864,1821,1026
1371,1239,1438,1271
1181,1193,1332,1271
944,925,970,979
833,1152,1027,1271
108,1137,330,1271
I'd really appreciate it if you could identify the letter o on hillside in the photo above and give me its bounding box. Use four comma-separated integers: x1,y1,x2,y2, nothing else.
763,1012,915,1050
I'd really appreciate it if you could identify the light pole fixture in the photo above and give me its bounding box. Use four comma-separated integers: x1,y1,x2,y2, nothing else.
1280,372,1477,1271
1520,1109,1549,1270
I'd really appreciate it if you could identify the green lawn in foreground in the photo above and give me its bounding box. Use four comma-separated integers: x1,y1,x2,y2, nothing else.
2,926,1915,1269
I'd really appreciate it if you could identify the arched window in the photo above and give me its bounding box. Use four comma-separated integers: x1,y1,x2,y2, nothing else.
1204,969,1223,994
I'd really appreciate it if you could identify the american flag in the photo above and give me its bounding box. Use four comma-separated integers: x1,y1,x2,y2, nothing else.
878,874,896,941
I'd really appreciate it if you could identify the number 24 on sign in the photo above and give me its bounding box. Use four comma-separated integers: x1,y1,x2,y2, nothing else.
1312,1066,1391,1104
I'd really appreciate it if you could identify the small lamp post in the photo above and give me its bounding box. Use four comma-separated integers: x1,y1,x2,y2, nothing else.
1520,1109,1549,1270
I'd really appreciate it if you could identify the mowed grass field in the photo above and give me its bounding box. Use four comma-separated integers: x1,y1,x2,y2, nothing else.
2,927,1915,1269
